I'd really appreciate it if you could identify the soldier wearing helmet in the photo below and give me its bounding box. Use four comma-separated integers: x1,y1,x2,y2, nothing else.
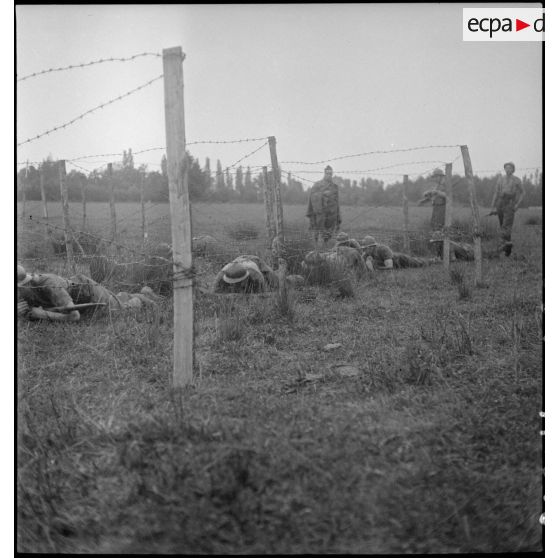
489,161,525,256
17,264,159,322
306,165,342,247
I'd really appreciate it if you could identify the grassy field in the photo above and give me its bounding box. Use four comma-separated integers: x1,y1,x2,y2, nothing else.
17,202,543,553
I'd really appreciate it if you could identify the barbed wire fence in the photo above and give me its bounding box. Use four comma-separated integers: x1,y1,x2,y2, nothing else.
17,48,543,385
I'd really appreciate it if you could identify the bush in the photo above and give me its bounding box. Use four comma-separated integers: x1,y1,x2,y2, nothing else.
524,214,542,226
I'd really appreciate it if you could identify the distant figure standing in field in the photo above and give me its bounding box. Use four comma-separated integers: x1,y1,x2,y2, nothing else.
306,165,341,247
419,168,447,258
17,264,159,322
489,161,525,257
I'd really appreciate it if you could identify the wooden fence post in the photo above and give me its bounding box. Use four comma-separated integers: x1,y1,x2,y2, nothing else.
58,160,75,272
81,176,87,231
262,166,275,246
140,171,147,251
39,165,49,236
443,163,453,270
268,136,284,263
108,163,117,249
460,145,482,285
20,163,28,221
403,174,410,253
163,45,193,388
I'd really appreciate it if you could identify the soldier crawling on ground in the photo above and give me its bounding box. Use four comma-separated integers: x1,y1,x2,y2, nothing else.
306,165,341,247
360,236,430,270
214,255,303,294
428,231,475,262
17,264,160,322
334,231,363,252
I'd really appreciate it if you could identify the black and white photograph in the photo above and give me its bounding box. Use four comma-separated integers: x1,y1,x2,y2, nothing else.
16,3,544,554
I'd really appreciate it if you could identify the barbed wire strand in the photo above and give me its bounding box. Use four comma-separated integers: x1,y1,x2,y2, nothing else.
279,145,463,166
17,52,162,82
17,74,164,147
283,160,450,175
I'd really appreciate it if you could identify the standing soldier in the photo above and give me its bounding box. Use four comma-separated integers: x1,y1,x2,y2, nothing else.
419,168,447,257
306,165,341,247
489,161,525,257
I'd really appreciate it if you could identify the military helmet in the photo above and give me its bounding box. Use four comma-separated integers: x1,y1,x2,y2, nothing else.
431,168,445,178
17,264,32,286
361,235,378,247
503,161,515,172
336,232,349,242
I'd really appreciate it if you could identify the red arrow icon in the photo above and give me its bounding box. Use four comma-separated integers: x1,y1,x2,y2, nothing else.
516,19,530,31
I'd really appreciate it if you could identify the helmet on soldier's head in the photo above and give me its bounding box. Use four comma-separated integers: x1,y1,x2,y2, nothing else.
17,264,32,286
431,168,445,178
362,236,377,247
324,165,333,172
336,232,349,242
503,161,515,172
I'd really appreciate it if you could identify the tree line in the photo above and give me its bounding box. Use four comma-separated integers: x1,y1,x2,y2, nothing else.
17,150,543,208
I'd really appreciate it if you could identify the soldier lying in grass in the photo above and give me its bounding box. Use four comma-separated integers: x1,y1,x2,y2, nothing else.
334,231,363,252
428,231,475,262
301,244,367,275
214,255,304,294
360,236,430,270
17,264,160,322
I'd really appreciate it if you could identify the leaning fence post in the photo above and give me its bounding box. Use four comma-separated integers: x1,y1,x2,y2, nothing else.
107,163,117,249
460,145,482,285
81,175,87,231
262,166,275,247
140,171,147,251
268,136,284,265
163,45,193,388
403,174,410,253
20,163,28,221
58,160,75,272
39,165,49,236
443,163,453,270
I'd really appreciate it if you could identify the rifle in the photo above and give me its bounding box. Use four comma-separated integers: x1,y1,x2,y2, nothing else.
45,302,107,313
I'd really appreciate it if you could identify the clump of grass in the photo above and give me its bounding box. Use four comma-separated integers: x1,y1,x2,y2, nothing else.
214,298,245,343
225,221,260,241
457,282,472,300
273,279,295,320
449,263,467,285
403,339,440,386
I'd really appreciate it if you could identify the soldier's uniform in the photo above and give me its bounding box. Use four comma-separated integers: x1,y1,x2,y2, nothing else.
18,265,158,322
361,236,429,269
429,234,475,262
334,232,362,252
306,168,341,244
392,253,429,268
491,162,525,256
419,189,447,232
214,255,278,293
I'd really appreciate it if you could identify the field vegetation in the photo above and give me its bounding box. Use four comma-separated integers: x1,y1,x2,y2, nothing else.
17,201,543,553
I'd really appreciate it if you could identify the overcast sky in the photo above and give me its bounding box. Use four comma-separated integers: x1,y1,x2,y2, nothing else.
16,3,542,186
